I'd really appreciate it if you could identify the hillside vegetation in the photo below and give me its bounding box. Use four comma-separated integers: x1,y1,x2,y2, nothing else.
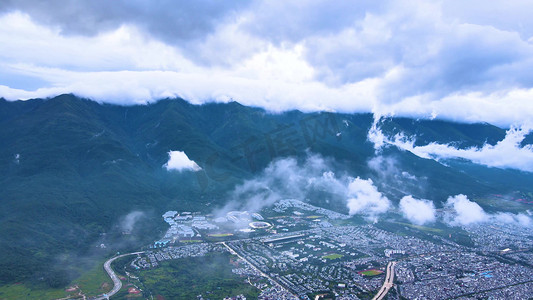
0,94,531,287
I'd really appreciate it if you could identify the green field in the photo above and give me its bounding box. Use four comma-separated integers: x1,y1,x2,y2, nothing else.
358,269,383,276
136,252,259,299
208,233,234,237
323,253,344,260
0,259,113,300
393,221,444,233
71,259,113,297
0,284,65,300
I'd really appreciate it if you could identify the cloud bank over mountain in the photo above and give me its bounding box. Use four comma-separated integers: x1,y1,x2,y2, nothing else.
215,154,392,220
367,116,533,172
210,154,532,227
1,1,533,126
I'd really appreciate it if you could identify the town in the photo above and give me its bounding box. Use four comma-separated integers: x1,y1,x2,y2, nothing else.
117,200,533,299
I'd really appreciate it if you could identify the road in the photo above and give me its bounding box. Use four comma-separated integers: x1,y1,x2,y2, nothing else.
93,251,144,300
372,261,397,300
221,242,299,299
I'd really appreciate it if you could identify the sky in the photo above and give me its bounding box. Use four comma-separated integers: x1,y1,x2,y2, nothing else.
1,0,533,126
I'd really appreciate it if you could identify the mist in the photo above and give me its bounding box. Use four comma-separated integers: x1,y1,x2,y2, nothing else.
120,210,147,233
368,115,533,172
213,153,392,220
367,155,427,197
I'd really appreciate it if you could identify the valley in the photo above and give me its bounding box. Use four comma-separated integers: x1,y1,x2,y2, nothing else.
0,95,532,299
96,199,533,299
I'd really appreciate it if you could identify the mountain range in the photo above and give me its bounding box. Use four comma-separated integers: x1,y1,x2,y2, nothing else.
0,94,531,288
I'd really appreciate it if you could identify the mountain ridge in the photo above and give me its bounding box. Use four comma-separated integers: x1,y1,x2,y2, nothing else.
0,94,531,287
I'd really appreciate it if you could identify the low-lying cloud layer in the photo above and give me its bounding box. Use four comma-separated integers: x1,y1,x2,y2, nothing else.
346,178,390,217
216,154,391,220
399,196,436,225
119,211,147,233
1,1,533,127
444,194,488,225
368,116,533,172
444,194,531,227
215,154,531,228
367,155,427,196
163,150,201,172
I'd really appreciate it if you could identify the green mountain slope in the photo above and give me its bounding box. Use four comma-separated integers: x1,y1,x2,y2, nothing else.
0,94,531,287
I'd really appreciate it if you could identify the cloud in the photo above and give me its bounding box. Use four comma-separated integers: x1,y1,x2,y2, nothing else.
220,154,338,214
346,177,391,218
1,2,533,126
0,0,251,49
163,151,201,172
214,154,391,220
367,116,390,151
399,195,436,225
119,211,146,233
365,154,429,201
368,116,533,172
444,194,489,225
214,153,531,227
493,212,532,227
444,194,532,227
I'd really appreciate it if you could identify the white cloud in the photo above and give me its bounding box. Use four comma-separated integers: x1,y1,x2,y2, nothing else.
214,154,392,220
493,212,532,227
120,211,146,233
399,195,436,225
368,116,533,172
0,13,191,72
163,151,201,172
366,155,427,196
444,194,489,225
214,153,530,227
346,177,391,217
1,2,533,127
444,194,532,227
222,154,345,213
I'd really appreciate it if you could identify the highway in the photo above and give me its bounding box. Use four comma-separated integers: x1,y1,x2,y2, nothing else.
93,251,144,300
221,242,299,299
372,261,397,300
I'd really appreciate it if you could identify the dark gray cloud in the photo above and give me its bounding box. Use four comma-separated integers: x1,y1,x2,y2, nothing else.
0,0,251,43
294,2,533,100
242,1,385,44
3,0,533,89
2,0,533,126
377,22,533,102
442,0,533,40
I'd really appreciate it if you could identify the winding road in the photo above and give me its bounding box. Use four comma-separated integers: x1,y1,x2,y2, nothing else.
93,251,144,300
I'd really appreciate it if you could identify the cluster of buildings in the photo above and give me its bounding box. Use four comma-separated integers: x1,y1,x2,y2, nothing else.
464,221,533,251
273,199,349,220
227,227,385,298
396,251,533,299
130,199,533,299
132,243,221,268
155,211,224,247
